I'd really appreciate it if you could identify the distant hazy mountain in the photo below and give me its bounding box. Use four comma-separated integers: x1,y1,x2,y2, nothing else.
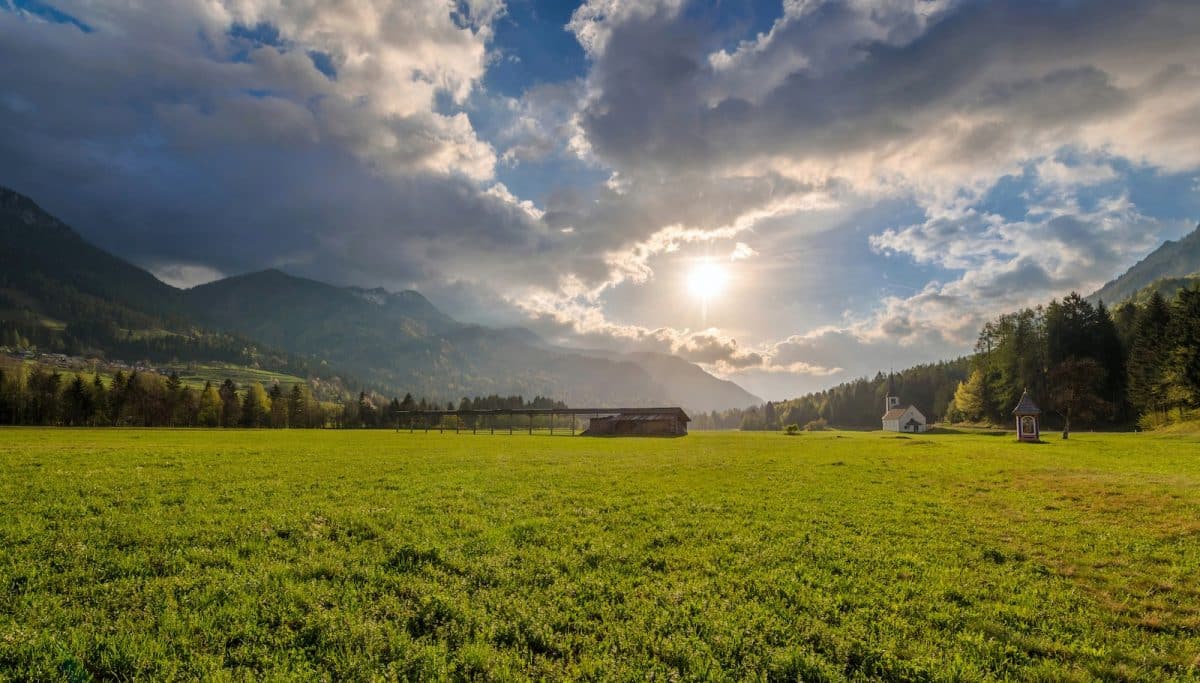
624,352,761,413
181,268,759,410
1089,225,1200,305
1,185,760,411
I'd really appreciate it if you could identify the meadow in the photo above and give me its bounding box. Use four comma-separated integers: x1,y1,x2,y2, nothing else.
0,429,1198,681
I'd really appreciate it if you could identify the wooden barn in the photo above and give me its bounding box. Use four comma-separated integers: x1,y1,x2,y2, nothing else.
582,408,690,436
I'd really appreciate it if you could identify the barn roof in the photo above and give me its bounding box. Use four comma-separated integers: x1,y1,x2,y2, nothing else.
596,413,678,421
1012,389,1041,415
593,409,690,422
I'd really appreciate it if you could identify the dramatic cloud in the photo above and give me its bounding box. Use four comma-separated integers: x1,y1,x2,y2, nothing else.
872,195,1178,309
544,0,1200,396
571,0,1200,200
0,0,528,281
3,0,1200,399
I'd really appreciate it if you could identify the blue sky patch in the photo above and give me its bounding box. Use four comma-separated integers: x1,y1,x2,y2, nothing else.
486,0,587,97
4,0,91,32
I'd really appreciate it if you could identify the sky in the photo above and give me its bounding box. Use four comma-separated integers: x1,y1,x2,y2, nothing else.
2,0,1200,400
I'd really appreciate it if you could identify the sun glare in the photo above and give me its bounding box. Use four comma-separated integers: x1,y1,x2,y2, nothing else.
687,261,729,301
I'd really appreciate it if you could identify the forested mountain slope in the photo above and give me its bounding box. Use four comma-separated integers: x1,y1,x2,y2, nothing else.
0,187,311,373
1089,225,1200,305
0,186,179,325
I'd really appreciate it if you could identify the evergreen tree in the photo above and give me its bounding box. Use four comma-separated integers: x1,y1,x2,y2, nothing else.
1167,287,1200,409
3,367,22,426
108,371,128,425
287,384,306,428
0,367,9,425
268,383,288,428
63,374,91,426
399,392,416,428
165,371,183,426
1045,293,1097,367
1093,301,1128,419
90,374,108,426
1112,302,1139,347
1127,291,1172,419
27,368,62,425
218,379,241,427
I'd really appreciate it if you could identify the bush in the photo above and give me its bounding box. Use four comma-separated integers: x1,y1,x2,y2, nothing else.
784,423,799,435
803,418,829,431
1138,407,1200,431
1137,411,1171,431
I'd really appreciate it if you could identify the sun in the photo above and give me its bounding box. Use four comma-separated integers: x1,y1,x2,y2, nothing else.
687,261,729,301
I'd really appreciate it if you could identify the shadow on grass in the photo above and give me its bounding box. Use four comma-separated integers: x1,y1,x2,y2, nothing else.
926,427,1009,437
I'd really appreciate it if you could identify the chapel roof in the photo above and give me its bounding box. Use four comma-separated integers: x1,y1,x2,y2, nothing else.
1012,389,1042,415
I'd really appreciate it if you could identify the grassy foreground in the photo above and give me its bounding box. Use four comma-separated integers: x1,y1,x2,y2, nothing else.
1,429,1198,681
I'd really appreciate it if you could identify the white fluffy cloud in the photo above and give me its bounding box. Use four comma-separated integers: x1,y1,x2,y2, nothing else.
4,0,1200,401
871,195,1175,311
530,0,1200,397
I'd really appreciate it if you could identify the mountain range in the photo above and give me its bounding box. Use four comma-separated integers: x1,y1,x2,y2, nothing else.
0,186,761,412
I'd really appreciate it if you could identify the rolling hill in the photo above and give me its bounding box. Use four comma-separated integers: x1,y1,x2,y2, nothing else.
0,185,761,411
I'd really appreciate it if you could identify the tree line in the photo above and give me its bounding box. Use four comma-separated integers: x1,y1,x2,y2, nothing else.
698,286,1200,432
950,289,1200,431
345,392,566,430
0,362,567,429
0,367,328,428
4,286,1197,432
691,359,971,431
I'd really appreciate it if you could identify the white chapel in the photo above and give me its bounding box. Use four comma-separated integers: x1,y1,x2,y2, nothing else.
881,375,928,433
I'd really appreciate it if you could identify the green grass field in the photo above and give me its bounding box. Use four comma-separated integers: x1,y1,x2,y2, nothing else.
1,429,1198,681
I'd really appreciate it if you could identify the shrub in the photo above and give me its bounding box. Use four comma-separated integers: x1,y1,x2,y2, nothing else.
784,423,800,435
1137,411,1171,431
803,418,829,431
